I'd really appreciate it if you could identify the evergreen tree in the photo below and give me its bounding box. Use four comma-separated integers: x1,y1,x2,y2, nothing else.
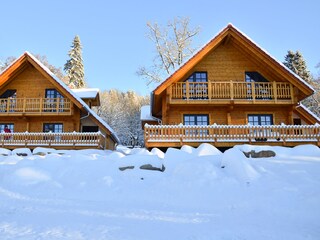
283,50,313,84
284,50,320,116
64,35,86,88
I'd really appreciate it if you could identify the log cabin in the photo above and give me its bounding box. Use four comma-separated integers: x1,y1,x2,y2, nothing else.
142,24,320,148
0,51,119,149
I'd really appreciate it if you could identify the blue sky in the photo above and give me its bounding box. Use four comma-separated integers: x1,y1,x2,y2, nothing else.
1,0,319,95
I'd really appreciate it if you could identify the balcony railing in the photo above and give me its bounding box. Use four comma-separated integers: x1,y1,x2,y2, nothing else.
0,132,106,149
144,124,320,147
170,81,294,104
0,98,72,115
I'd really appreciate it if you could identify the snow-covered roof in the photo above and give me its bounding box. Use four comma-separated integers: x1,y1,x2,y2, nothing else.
141,105,158,121
71,88,99,99
153,23,314,94
297,103,320,123
22,52,120,144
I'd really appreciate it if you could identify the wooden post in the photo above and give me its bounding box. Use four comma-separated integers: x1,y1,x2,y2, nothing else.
251,82,256,102
273,81,278,102
290,84,295,104
39,98,43,113
168,85,172,103
208,82,212,100
186,82,190,100
6,98,10,112
230,81,234,100
56,98,60,112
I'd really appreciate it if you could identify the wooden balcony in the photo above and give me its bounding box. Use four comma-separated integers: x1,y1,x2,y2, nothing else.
0,98,72,115
169,81,294,105
0,132,106,149
144,124,320,148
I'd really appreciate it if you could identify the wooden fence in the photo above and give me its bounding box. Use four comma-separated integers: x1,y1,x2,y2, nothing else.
144,124,320,147
0,132,106,149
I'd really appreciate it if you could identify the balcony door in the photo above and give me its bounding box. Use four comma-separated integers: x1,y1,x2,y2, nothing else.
45,89,64,112
245,72,271,99
0,90,16,112
184,72,208,99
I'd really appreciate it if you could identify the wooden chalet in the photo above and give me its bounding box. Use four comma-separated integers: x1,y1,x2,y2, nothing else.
142,24,320,148
0,52,119,149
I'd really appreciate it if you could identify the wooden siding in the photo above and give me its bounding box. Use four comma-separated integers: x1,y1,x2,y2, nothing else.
163,106,299,126
0,64,60,99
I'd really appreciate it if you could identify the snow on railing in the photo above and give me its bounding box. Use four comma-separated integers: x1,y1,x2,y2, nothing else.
0,132,105,149
144,124,320,144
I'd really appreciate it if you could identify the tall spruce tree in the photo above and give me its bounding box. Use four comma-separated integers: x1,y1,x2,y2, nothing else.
283,50,320,116
64,35,86,88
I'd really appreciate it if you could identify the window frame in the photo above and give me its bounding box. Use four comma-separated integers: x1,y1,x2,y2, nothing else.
248,114,273,126
43,123,63,133
0,123,14,132
184,72,208,99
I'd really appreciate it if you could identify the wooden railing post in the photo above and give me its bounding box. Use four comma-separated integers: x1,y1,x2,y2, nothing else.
39,98,43,113
290,84,295,103
22,98,26,113
251,82,256,102
186,82,190,100
208,82,212,100
56,98,60,112
230,81,234,100
273,81,278,102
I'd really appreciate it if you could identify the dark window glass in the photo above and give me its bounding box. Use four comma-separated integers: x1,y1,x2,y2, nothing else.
184,72,208,99
184,114,209,125
43,123,63,133
245,72,269,83
45,89,64,112
184,114,209,135
0,123,14,132
248,114,273,125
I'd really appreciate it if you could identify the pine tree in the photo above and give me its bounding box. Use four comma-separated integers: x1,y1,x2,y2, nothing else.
283,50,313,84
64,35,86,88
284,50,320,116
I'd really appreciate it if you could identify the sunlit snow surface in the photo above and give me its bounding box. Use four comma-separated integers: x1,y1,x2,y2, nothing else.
0,144,320,240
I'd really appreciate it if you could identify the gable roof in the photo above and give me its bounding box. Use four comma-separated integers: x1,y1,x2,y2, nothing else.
153,24,314,98
0,51,120,144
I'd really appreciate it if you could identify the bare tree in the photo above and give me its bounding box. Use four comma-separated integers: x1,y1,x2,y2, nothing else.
137,17,200,85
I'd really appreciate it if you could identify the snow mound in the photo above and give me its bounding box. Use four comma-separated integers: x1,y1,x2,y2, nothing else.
221,148,260,182
0,148,11,156
180,145,195,154
12,148,32,157
150,148,165,159
33,147,57,155
194,143,222,156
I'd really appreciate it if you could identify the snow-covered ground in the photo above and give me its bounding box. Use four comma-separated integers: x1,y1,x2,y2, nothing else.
0,144,320,240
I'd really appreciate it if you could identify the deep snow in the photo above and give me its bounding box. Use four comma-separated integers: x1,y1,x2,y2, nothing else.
0,143,320,240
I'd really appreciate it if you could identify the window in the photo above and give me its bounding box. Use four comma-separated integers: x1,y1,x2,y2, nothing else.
45,89,64,112
245,72,269,83
245,72,271,100
184,114,209,126
248,114,273,125
43,123,63,133
184,114,209,136
184,72,208,99
0,123,14,132
0,90,16,112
